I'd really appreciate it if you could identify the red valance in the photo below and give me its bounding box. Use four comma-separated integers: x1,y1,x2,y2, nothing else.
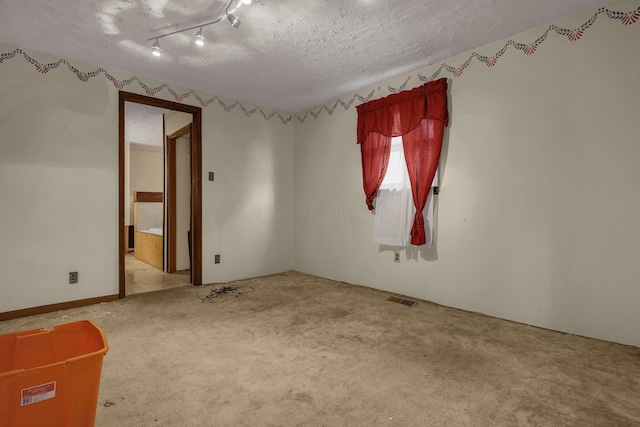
356,78,448,145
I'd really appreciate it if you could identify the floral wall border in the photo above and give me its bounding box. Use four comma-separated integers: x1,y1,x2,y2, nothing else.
1,4,638,125
296,5,639,123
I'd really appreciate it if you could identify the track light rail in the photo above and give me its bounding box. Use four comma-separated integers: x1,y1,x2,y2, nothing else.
147,0,248,55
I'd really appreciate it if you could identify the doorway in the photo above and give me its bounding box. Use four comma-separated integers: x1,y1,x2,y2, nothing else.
118,92,203,298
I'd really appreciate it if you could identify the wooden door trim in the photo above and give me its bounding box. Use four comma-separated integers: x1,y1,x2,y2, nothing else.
119,92,203,298
166,123,192,274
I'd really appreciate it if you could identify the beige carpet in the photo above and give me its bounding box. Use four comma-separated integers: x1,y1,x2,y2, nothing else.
1,271,639,426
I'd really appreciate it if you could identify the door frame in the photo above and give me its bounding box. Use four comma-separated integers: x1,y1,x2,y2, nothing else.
166,123,192,273
118,92,203,298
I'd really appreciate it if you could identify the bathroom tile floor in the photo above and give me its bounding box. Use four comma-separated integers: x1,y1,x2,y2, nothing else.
125,254,191,295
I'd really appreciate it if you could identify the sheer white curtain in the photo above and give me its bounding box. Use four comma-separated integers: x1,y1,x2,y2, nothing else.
374,137,436,247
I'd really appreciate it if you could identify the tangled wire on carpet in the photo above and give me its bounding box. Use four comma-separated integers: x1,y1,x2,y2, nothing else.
197,280,256,303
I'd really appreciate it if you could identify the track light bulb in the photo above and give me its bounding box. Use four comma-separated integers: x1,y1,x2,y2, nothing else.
227,13,241,28
151,39,162,56
195,28,205,46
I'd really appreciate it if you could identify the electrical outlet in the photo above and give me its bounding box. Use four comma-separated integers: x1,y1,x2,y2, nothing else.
209,172,214,181
215,254,220,264
69,271,78,284
394,252,400,263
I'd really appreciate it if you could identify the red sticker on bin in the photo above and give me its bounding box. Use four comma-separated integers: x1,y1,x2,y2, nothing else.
21,381,56,406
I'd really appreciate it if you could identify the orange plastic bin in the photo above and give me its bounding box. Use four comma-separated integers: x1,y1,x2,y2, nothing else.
0,320,108,427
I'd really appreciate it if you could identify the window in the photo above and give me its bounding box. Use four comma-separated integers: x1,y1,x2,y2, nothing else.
373,137,437,247
356,78,448,246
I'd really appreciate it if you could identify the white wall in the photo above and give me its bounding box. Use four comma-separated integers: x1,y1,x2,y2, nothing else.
202,104,294,283
130,147,163,195
292,1,640,347
165,112,193,271
124,140,131,226
0,49,119,308
127,146,163,226
175,135,191,271
126,146,163,227
0,42,294,312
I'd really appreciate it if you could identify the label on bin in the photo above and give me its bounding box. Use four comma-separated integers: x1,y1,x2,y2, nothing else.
20,381,56,406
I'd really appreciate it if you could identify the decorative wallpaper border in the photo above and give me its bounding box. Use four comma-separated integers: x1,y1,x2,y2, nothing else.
1,4,638,124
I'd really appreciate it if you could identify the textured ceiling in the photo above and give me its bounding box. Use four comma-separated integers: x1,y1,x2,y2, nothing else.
125,102,168,147
0,0,605,112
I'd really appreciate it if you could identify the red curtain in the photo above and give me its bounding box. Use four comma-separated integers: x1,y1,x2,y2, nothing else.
359,132,393,210
356,78,448,245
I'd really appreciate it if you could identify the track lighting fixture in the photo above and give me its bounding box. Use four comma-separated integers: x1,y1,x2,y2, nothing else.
195,27,205,46
151,39,161,56
147,0,248,57
227,13,241,28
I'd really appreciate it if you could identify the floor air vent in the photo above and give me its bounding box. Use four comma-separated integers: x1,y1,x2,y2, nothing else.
387,296,417,307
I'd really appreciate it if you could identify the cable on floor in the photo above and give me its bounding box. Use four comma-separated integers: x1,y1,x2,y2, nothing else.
197,279,256,303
